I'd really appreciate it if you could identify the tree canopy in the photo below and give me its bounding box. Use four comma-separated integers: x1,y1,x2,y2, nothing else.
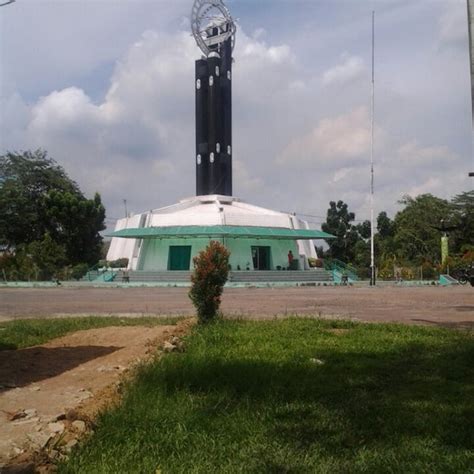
321,200,374,266
321,200,361,262
450,190,474,253
319,190,473,278
392,194,451,264
0,150,106,268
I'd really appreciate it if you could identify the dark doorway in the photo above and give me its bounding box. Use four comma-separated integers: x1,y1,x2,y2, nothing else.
168,246,192,270
251,246,271,270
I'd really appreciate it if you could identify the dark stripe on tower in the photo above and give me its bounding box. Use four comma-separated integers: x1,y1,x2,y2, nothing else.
195,59,209,196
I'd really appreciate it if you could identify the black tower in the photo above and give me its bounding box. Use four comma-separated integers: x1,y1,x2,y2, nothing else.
195,26,233,196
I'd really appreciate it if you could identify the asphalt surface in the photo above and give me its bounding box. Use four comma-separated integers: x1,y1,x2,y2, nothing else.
1,285,473,328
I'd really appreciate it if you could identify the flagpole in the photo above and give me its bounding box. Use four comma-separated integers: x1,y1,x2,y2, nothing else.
370,10,376,286
468,0,474,177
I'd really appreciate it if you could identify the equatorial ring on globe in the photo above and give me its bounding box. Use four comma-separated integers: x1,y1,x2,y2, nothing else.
191,0,236,56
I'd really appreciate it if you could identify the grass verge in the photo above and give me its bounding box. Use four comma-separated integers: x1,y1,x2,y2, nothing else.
61,318,473,473
0,316,182,350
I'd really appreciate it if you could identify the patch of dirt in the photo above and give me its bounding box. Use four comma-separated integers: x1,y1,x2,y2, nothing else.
0,319,194,472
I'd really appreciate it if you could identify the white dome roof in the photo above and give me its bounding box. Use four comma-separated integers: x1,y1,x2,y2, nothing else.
107,195,319,268
148,195,293,228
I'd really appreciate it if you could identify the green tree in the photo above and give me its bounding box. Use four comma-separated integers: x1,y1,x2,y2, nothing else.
353,239,371,270
321,200,360,262
393,194,451,264
44,190,106,264
0,150,105,265
450,190,474,254
375,211,398,265
6,233,67,281
377,211,396,239
356,220,371,240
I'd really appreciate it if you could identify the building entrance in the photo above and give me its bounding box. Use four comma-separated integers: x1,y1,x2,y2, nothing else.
251,246,271,270
168,246,192,270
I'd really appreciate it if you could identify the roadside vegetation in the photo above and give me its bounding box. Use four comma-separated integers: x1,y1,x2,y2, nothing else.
320,193,474,279
0,150,106,282
60,319,473,473
0,316,181,350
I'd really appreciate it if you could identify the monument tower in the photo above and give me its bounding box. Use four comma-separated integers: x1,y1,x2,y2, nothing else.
107,0,330,277
191,0,236,196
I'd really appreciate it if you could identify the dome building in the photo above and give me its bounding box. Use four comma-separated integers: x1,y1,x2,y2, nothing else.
107,194,332,273
106,0,334,282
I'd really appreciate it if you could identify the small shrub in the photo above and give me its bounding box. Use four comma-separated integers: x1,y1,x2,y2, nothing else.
189,241,230,324
439,255,466,275
2,234,66,281
460,249,474,264
71,263,90,280
420,261,437,279
109,258,129,268
401,267,415,280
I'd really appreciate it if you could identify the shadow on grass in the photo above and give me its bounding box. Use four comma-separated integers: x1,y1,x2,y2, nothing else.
0,345,121,391
0,342,17,351
149,340,474,463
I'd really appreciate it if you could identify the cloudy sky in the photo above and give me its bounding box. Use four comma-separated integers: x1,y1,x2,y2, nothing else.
1,0,473,229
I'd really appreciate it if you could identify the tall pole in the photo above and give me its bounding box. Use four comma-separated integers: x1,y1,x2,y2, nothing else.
370,11,376,286
468,0,474,177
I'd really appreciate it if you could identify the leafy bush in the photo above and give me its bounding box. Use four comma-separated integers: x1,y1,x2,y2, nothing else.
109,258,129,269
189,241,230,324
460,248,474,262
420,261,437,279
0,252,16,281
440,256,459,275
0,234,66,281
71,263,90,280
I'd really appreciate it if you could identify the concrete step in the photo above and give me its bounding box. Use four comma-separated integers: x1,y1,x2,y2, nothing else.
129,271,191,282
126,270,333,283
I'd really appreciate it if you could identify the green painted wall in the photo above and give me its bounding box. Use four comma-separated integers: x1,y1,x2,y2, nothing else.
225,238,298,270
138,237,212,270
137,237,300,271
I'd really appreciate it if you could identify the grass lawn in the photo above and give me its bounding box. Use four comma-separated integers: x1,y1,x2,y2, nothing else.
59,319,474,473
0,316,181,350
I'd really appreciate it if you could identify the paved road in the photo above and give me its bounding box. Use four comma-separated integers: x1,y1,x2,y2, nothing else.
1,286,473,328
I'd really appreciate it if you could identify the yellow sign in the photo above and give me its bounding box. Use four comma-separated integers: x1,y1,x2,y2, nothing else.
441,236,449,264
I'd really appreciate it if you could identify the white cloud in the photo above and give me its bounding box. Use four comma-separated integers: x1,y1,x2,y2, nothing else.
1,27,297,220
439,3,467,47
239,32,294,65
1,0,472,225
396,141,458,165
0,1,189,98
332,167,352,183
233,159,264,193
406,177,443,197
252,28,267,40
29,88,101,141
288,80,306,92
152,160,174,177
322,54,365,86
278,107,375,167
